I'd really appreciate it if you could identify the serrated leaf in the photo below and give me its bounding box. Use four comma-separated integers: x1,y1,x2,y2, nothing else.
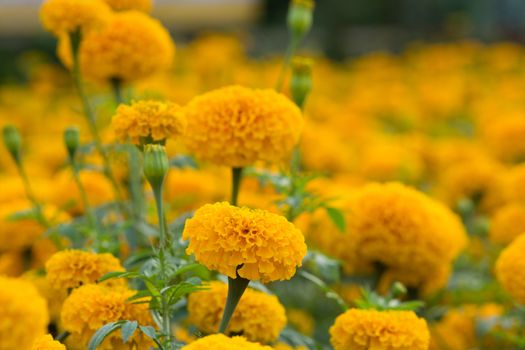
325,207,346,232
121,321,138,343
88,321,125,350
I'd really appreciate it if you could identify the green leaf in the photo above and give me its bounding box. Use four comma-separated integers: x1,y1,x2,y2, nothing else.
139,325,157,339
121,321,138,343
299,270,348,311
88,321,125,350
325,207,346,232
98,271,141,283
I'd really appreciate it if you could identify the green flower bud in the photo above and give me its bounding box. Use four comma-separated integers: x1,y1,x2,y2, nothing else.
64,126,80,161
2,125,22,164
391,281,407,298
291,57,313,108
287,0,314,42
143,144,169,189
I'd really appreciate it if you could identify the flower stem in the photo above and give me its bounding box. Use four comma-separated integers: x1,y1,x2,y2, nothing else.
218,276,250,334
275,37,300,92
55,331,70,342
231,167,243,206
111,77,124,105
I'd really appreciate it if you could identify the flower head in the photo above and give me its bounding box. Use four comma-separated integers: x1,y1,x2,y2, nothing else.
112,100,185,145
181,334,272,350
45,249,125,290
489,203,525,245
496,234,525,304
103,0,152,12
187,281,286,343
183,202,307,283
40,0,111,36
329,308,430,350
31,335,66,350
0,276,49,350
61,284,154,348
183,85,303,167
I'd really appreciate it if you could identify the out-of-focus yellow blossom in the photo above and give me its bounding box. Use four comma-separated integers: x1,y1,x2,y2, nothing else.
498,164,525,204
286,308,315,335
112,100,186,145
31,237,63,270
103,0,152,12
59,11,174,83
272,343,308,350
181,334,272,350
0,276,49,350
183,202,307,283
31,334,66,350
430,304,503,350
40,0,111,36
49,170,113,216
24,271,68,323
183,85,303,167
489,203,525,245
330,308,430,350
187,281,286,343
481,113,525,162
45,249,125,290
496,234,525,304
173,326,197,344
0,251,24,276
61,284,154,349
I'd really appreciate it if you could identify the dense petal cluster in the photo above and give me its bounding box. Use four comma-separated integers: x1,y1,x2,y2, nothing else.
31,335,66,350
183,85,303,167
61,284,154,348
76,11,174,82
187,281,286,343
181,334,273,350
40,0,111,35
45,249,125,290
0,276,49,350
112,100,186,144
103,0,152,12
495,234,525,304
183,202,307,283
329,309,430,350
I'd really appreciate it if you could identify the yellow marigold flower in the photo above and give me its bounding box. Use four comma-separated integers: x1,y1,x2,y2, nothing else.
183,85,303,167
181,334,272,350
481,113,525,162
273,343,308,350
40,0,111,36
24,271,68,323
45,249,125,290
496,234,525,304
112,100,186,145
61,284,154,348
78,11,174,82
187,281,286,343
330,309,430,350
103,0,152,12
286,308,315,336
31,334,66,350
489,203,525,245
0,276,49,350
183,202,307,283
0,251,24,277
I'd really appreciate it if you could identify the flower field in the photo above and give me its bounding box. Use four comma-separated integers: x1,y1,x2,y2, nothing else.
3,0,525,349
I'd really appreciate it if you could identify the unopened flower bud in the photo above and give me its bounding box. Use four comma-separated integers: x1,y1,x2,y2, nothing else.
287,0,314,42
2,125,22,164
64,126,80,161
291,57,313,108
143,144,169,189
391,281,407,298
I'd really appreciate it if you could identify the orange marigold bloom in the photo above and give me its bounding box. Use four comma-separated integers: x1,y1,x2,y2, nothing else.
45,249,125,290
181,334,272,350
330,309,430,350
495,234,525,304
103,0,152,12
31,334,66,350
183,202,307,283
183,85,303,167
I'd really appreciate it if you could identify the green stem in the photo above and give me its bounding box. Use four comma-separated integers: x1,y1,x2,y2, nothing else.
111,77,124,105
275,37,300,92
218,276,250,333
55,331,70,342
69,31,125,213
231,167,243,206
17,161,48,227
70,160,99,246
152,184,172,349
128,146,145,226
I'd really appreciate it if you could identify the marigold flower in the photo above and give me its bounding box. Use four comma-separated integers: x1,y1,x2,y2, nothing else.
0,276,49,350
489,203,525,245
329,309,430,350
181,334,272,350
40,0,111,36
112,100,185,145
59,11,174,83
45,249,125,290
183,85,303,167
496,234,525,304
103,0,152,12
187,281,286,343
286,308,315,336
24,271,68,323
183,202,307,283
61,284,154,348
31,334,66,350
